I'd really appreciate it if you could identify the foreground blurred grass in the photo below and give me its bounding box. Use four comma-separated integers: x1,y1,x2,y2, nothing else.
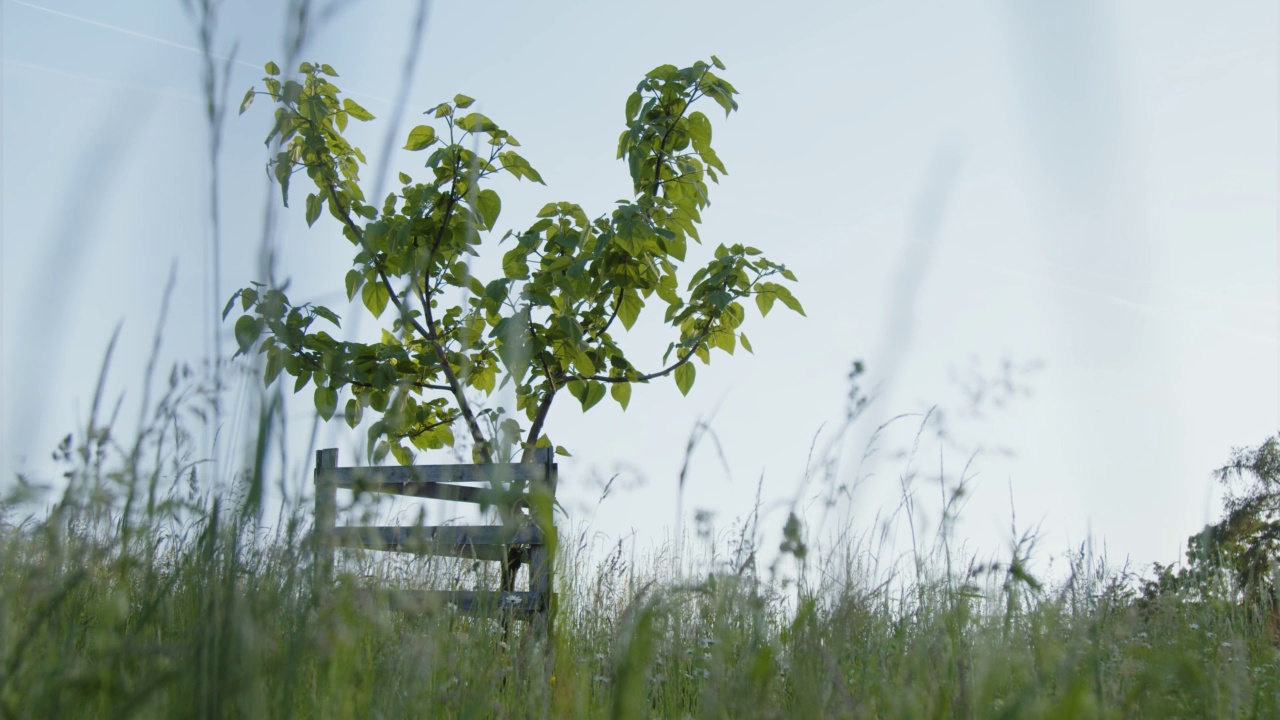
2,361,1278,720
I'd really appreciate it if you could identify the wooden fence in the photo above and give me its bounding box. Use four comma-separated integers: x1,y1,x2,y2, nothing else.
313,447,557,637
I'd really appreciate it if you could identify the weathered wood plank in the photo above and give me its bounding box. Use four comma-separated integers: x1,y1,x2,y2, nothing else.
329,524,543,554
373,589,545,615
312,447,558,638
314,449,339,587
317,462,550,489
338,480,505,505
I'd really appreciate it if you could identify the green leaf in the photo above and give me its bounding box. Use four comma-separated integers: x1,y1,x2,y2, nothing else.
234,316,260,354
625,91,641,123
362,280,390,318
239,87,255,115
265,61,280,76
342,97,374,121
774,286,806,316
687,111,712,151
313,306,340,326
404,125,437,151
314,386,338,420
581,381,606,411
398,172,412,185
454,93,476,109
740,332,753,353
345,269,363,301
344,398,362,428
617,292,643,331
390,443,414,466
457,112,497,133
501,248,529,279
646,64,679,80
566,379,586,404
263,349,284,386
273,154,292,206
572,348,597,377
305,193,323,227
705,84,737,116
711,55,726,70
320,63,339,76
756,291,775,317
499,151,544,184
674,362,696,396
475,188,501,229
610,381,632,410
715,329,736,355
557,315,584,345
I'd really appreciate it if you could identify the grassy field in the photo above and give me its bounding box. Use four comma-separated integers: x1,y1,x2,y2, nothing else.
4,5,1275,717
2,372,1277,720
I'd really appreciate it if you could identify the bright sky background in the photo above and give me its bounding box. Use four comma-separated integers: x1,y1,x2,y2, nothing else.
2,0,1276,580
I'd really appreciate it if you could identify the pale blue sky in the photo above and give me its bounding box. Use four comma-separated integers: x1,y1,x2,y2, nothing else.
2,0,1276,576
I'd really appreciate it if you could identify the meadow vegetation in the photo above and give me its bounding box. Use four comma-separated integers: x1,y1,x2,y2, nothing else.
1,351,1277,719
4,3,1277,717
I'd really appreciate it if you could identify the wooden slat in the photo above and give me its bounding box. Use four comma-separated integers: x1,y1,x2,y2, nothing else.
314,449,339,587
329,524,543,555
347,540,530,563
373,589,545,615
317,462,550,489
313,448,557,637
342,480,504,505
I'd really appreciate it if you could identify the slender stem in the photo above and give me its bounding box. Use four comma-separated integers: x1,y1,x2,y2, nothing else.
643,79,706,197
592,288,622,343
321,178,492,463
569,317,716,385
521,388,557,463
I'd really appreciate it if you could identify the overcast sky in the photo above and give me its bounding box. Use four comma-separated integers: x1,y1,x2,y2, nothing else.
2,0,1276,579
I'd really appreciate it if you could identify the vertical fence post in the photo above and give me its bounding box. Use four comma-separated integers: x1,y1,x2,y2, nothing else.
314,448,338,592
528,446,557,642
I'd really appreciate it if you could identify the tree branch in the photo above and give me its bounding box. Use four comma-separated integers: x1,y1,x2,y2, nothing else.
643,74,707,197
592,288,623,344
520,387,557,463
565,315,717,386
321,176,492,463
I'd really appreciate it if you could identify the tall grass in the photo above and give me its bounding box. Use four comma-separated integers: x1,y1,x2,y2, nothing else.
2,343,1278,719
4,3,1277,718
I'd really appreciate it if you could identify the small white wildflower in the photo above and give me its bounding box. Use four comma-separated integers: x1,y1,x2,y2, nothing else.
702,652,711,661
595,652,607,662
697,636,714,648
593,675,609,684
1137,632,1148,639
1221,641,1232,649
1206,631,1216,639
1189,623,1201,630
